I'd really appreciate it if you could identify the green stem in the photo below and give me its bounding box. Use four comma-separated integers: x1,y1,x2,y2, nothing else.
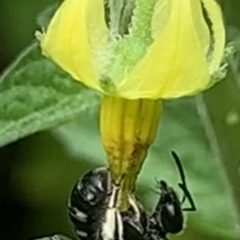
196,69,240,227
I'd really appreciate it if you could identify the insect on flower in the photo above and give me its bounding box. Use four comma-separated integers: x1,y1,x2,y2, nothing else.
68,167,143,240
37,0,226,211
34,152,196,240
68,168,122,240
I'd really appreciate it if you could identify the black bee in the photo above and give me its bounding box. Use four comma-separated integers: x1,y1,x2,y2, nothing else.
68,167,125,240
33,168,126,240
68,167,150,240
145,151,196,240
34,167,141,240
33,151,196,240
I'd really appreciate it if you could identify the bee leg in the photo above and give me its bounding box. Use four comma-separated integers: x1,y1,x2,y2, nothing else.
116,210,124,240
128,194,141,221
102,183,121,240
126,194,145,234
178,183,196,211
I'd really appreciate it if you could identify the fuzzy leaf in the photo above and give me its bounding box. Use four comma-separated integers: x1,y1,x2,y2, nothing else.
0,43,100,147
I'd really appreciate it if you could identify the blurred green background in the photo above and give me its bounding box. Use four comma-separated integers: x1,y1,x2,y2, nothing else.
0,0,240,240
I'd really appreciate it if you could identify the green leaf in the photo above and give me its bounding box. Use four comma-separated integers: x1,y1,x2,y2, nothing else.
0,43,100,147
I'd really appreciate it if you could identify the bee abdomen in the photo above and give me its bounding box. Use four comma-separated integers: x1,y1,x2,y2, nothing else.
68,168,112,240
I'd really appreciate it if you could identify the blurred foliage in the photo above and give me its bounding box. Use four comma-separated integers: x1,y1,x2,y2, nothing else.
0,0,240,240
0,44,99,147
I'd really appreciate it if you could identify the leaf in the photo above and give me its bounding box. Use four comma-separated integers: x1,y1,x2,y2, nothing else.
0,43,100,147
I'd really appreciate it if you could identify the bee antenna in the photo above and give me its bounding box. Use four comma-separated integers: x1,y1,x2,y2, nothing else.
171,151,186,186
171,151,197,212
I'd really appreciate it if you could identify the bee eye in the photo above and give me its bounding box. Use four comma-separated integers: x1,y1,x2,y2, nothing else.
85,191,98,205
78,185,99,205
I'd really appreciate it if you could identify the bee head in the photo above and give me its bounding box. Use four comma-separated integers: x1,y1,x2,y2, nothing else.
70,168,112,211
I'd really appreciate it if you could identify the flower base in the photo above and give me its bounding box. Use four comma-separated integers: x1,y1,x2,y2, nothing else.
100,95,162,210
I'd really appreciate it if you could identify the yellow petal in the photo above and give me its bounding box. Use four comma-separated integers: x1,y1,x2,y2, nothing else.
117,0,217,99
152,0,210,55
151,0,171,39
41,0,108,90
191,0,211,56
202,0,225,74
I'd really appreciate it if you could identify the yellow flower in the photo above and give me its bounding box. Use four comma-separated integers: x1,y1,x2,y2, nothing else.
40,0,225,100
39,0,226,210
